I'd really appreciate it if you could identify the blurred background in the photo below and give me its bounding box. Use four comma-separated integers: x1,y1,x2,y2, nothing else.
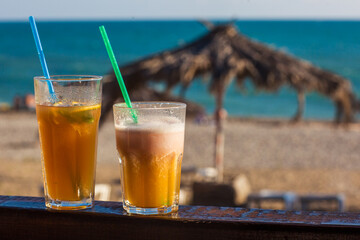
1,0,360,211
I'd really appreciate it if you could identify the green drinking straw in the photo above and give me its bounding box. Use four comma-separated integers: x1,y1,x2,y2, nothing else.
99,25,138,123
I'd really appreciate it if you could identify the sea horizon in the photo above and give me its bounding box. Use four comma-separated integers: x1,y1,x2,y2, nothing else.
1,20,360,120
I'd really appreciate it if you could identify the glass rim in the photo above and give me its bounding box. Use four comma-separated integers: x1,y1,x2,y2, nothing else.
34,75,102,82
113,101,186,110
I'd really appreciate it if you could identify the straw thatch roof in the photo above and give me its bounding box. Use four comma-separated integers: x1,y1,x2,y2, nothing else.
100,23,358,124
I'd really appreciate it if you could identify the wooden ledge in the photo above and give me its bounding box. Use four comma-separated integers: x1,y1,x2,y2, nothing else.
1,196,360,239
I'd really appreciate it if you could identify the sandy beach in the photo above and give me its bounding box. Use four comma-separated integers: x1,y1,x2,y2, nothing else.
1,111,360,210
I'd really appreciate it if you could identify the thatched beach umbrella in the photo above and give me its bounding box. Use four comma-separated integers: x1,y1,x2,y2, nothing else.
100,23,358,182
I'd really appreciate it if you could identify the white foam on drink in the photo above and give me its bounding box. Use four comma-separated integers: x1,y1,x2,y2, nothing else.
115,116,184,133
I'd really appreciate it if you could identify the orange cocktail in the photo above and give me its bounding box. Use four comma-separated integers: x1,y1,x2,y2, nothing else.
37,104,100,203
34,75,102,210
114,102,186,215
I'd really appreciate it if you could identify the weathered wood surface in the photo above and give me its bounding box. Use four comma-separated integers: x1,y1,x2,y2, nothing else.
0,196,360,239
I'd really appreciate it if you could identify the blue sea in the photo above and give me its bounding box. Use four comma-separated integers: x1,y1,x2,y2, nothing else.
1,20,360,120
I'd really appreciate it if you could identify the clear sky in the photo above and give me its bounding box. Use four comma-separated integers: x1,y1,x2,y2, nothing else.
1,0,360,21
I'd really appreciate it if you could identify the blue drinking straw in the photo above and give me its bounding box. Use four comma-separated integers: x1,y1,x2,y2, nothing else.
29,16,56,99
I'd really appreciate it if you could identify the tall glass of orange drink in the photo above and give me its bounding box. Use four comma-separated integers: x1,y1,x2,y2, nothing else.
113,102,186,215
34,75,102,210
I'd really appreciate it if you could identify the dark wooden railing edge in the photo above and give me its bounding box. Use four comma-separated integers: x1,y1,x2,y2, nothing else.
1,195,360,239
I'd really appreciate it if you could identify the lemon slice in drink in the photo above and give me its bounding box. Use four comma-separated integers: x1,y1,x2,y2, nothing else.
71,104,100,113
57,104,100,124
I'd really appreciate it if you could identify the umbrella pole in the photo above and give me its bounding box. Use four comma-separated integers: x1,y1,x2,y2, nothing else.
214,85,226,182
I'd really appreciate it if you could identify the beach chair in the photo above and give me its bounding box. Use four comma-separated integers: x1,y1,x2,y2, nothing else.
299,194,345,212
247,190,298,210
